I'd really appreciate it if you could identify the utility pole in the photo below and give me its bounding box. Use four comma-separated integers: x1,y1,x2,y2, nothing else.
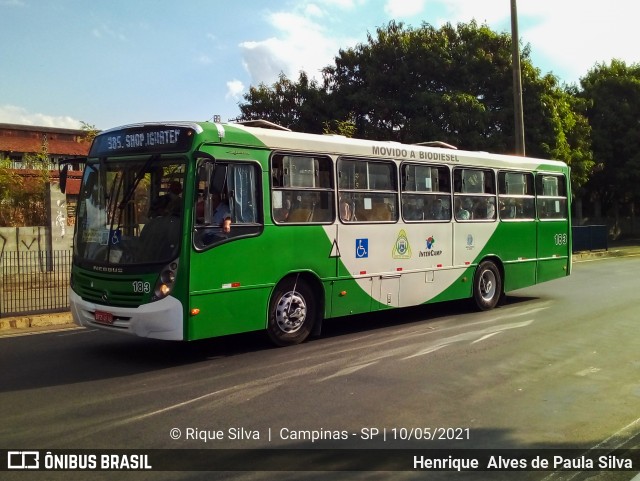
511,0,525,156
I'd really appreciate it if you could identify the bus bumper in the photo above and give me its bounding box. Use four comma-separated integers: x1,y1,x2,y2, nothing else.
69,290,184,341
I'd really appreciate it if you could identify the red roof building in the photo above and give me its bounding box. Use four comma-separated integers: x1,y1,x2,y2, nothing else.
0,124,88,228
0,123,91,166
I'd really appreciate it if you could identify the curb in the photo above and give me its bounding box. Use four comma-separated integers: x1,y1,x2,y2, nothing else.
572,246,640,261
0,312,75,334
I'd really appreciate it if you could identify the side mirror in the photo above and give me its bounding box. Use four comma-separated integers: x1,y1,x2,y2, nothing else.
59,164,69,194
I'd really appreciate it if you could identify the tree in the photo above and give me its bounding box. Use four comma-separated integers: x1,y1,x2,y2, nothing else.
0,156,22,226
323,118,356,137
323,20,520,148
0,157,50,227
580,59,640,231
324,21,593,183
81,121,100,143
235,72,329,133
0,137,52,227
237,21,593,190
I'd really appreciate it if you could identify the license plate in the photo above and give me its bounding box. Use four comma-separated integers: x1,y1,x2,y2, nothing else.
94,310,114,325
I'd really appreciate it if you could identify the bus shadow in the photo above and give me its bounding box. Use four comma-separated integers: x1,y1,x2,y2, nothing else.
0,329,272,393
0,294,540,393
318,294,540,340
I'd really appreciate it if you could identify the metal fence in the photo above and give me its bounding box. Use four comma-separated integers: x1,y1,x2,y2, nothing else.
572,225,608,252
0,250,72,318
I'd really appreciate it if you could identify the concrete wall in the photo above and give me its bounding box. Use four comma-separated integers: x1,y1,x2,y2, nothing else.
0,225,73,253
48,179,73,251
0,226,48,253
0,179,74,254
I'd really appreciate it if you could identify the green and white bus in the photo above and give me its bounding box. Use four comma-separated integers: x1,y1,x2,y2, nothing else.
64,120,571,346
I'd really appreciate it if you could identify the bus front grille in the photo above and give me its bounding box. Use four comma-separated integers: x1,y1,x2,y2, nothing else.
74,271,146,308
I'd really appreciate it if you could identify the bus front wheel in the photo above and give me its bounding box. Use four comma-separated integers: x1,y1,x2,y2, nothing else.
473,260,502,311
267,277,316,346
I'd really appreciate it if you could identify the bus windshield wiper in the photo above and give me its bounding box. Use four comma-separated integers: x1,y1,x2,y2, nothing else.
118,154,158,210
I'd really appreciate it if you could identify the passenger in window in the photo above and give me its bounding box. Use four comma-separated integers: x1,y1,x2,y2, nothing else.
211,191,232,233
486,198,496,219
195,195,205,224
522,199,535,218
499,201,507,218
437,196,451,220
403,198,422,221
506,199,517,218
196,191,232,233
339,195,353,222
141,193,181,260
431,198,446,220
168,181,182,198
148,180,183,218
455,198,470,220
274,193,292,222
148,195,171,218
166,181,183,216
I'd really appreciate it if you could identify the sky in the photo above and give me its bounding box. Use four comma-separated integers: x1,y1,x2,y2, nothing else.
1,0,639,131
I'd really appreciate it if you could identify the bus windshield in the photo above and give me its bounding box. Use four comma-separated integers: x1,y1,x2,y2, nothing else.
74,157,186,266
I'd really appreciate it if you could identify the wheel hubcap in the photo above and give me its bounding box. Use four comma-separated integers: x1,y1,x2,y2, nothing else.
275,291,307,334
480,270,496,301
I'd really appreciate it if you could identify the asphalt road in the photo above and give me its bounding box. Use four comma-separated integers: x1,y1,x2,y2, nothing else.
1,256,640,481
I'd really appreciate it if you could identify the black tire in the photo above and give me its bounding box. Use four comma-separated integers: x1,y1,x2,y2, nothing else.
267,277,316,346
473,260,502,311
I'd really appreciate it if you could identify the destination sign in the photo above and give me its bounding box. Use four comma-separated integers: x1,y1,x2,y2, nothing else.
90,126,195,156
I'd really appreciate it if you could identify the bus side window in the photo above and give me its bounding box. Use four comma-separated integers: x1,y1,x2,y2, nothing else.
271,153,334,224
453,168,495,222
536,174,567,220
228,164,259,224
401,163,451,222
194,161,262,250
498,171,535,221
338,158,398,223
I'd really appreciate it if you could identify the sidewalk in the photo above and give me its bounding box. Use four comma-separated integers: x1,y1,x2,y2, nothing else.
572,240,640,261
2,242,640,336
0,311,75,336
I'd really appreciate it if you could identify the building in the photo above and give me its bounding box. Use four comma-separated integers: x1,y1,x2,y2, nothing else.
0,124,87,248
0,123,90,167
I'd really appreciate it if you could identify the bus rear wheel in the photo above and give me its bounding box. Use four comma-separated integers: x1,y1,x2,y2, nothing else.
473,260,502,311
267,277,316,346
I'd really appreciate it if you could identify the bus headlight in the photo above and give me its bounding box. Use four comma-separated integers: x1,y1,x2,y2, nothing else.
153,260,179,301
161,269,176,284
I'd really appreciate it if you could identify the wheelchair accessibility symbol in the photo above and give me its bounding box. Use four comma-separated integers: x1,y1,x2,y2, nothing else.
110,229,121,245
356,238,368,258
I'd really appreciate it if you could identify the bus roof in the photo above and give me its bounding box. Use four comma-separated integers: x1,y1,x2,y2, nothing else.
92,120,568,173
206,121,568,173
